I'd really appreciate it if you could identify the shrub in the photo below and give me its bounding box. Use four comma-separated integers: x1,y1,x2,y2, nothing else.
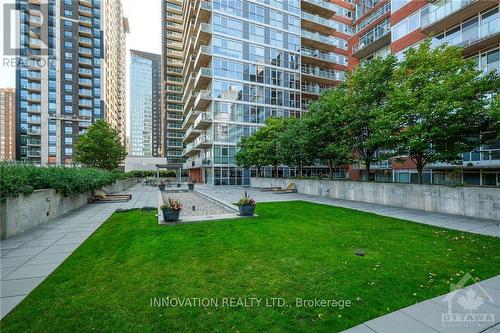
160,198,182,211
237,191,256,207
0,162,132,201
127,170,176,178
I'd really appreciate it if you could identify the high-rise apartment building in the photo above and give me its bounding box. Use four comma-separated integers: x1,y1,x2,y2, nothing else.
15,0,127,165
161,0,185,164
348,0,500,186
0,88,16,160
16,0,103,165
102,0,129,145
129,50,162,157
164,0,353,185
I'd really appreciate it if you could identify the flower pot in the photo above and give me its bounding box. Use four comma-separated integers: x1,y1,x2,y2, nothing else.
158,184,166,191
162,209,180,222
188,183,194,190
238,204,255,216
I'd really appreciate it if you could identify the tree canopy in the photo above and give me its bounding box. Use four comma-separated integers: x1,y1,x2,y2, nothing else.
74,120,127,171
344,55,398,180
235,40,499,183
388,40,499,183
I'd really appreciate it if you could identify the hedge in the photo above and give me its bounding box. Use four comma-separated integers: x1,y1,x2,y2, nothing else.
0,162,133,201
127,170,176,178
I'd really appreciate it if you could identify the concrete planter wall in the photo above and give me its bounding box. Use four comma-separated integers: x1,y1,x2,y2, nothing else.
250,178,500,221
0,178,138,240
102,177,139,194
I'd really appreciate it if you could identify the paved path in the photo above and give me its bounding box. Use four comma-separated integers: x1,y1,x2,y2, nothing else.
342,275,500,333
0,184,157,319
195,186,500,237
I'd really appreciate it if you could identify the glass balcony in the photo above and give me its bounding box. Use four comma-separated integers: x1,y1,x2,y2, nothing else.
422,0,476,28
352,19,391,56
301,12,336,30
27,149,41,157
432,8,499,51
301,83,332,95
302,29,342,47
302,0,337,16
301,65,346,81
27,116,41,124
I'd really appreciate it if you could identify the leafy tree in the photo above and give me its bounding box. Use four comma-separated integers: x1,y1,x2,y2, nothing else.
278,118,312,175
257,117,294,177
74,120,127,171
303,88,352,179
489,94,500,139
344,55,398,181
277,118,310,177
235,135,265,177
236,117,293,177
389,39,499,184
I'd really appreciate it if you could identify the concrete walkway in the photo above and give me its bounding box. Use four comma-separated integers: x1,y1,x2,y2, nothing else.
0,184,158,319
342,275,500,333
195,186,500,237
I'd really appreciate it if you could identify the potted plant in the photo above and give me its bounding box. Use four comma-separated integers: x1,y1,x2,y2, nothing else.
160,198,182,222
188,182,195,190
158,181,166,191
237,191,256,216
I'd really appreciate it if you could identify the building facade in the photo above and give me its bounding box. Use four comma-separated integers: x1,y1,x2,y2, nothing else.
102,0,129,145
16,0,103,165
0,88,16,160
166,0,353,185
129,50,162,157
15,0,127,165
348,0,500,186
161,0,185,164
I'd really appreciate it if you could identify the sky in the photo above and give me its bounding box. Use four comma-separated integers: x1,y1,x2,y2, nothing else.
0,0,162,136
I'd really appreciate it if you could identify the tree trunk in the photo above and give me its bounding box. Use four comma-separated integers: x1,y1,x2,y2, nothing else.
416,167,423,185
414,156,425,185
257,166,261,178
365,160,371,182
328,161,333,180
299,162,303,178
274,165,278,178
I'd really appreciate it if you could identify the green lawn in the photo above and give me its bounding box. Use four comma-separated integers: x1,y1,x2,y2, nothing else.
1,201,499,332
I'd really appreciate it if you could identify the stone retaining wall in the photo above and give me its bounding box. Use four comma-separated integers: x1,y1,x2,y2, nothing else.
0,178,139,239
250,178,500,221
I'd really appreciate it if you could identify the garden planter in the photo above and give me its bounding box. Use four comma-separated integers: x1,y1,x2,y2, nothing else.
238,204,255,216
188,183,195,190
162,209,180,222
158,184,166,191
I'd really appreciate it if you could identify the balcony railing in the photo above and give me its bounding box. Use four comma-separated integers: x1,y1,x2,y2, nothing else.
301,47,345,64
422,0,477,28
352,19,390,54
301,12,336,29
301,84,332,95
301,65,346,81
302,30,341,47
432,13,500,50
302,0,336,13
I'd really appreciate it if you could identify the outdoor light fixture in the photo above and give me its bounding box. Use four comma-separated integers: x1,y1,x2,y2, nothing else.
355,250,365,256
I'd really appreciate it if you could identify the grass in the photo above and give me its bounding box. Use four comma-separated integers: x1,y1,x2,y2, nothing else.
1,201,499,332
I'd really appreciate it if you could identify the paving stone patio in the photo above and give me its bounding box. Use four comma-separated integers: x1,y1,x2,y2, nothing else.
0,184,158,318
